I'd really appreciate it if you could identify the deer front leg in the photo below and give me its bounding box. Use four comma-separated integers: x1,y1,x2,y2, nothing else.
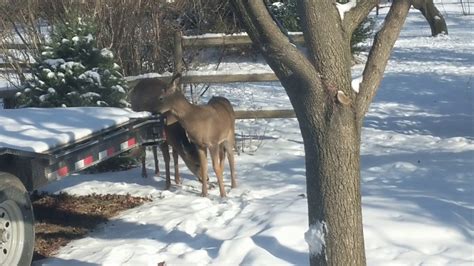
172,147,181,184
198,148,209,197
138,146,147,178
160,142,171,189
152,145,159,175
210,145,226,197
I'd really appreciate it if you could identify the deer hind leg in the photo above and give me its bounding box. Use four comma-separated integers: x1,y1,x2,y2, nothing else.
198,147,209,197
172,147,181,185
219,143,226,172
210,145,226,197
160,142,171,189
225,137,237,189
152,145,159,175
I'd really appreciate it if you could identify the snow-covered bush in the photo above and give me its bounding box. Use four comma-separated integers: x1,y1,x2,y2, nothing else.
15,17,128,108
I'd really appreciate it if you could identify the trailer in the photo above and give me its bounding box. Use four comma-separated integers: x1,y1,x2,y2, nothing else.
0,107,164,266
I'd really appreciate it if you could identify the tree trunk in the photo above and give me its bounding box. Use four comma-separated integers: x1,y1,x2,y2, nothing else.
232,0,411,264
412,0,448,36
284,78,365,265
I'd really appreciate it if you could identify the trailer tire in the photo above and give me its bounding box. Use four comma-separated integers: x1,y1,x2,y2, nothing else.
0,172,34,266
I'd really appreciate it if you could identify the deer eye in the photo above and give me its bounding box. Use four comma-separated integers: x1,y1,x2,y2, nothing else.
159,96,164,101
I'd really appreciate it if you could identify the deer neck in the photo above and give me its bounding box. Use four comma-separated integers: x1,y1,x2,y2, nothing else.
169,93,194,122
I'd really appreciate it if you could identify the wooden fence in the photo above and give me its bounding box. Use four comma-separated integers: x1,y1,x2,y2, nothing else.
1,32,302,118
152,32,301,119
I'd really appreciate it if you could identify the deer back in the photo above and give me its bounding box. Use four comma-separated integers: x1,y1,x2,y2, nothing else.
174,96,234,148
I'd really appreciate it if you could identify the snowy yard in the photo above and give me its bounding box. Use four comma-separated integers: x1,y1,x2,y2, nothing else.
29,2,473,266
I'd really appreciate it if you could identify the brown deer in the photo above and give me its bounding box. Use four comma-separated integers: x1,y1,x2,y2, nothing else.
155,73,236,197
129,78,205,189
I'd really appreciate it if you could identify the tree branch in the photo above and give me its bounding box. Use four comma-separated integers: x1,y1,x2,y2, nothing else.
343,0,379,36
298,0,353,97
299,0,348,69
356,0,411,121
232,0,320,92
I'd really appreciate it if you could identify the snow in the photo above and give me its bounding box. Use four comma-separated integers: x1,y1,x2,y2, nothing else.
111,85,126,94
8,1,472,265
79,70,102,85
38,94,48,102
46,72,56,79
0,107,150,153
80,92,101,98
272,2,284,9
85,33,94,43
352,76,363,93
60,61,85,70
44,58,65,69
100,48,114,59
336,0,357,20
304,221,327,258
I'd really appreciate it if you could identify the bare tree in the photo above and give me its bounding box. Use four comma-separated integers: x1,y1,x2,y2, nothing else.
232,0,412,265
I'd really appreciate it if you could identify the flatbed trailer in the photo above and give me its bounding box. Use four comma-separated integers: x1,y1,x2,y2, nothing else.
0,107,164,266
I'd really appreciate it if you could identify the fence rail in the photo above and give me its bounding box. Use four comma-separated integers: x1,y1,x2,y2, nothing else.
235,109,295,119
181,32,304,48
126,72,279,89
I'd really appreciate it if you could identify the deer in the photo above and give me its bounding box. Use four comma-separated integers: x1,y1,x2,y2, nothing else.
129,78,205,189
154,73,236,197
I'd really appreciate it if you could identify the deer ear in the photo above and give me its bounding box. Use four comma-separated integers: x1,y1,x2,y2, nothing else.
169,73,182,91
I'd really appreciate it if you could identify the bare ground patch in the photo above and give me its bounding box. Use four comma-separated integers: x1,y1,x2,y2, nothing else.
31,192,151,261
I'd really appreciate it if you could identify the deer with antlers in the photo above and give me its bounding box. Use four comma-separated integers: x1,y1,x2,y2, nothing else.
155,73,236,197
130,78,205,189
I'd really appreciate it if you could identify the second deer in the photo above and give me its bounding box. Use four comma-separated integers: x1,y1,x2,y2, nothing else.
155,73,236,197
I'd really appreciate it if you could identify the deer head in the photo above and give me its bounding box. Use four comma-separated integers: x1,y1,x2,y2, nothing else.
156,73,183,115
130,79,166,114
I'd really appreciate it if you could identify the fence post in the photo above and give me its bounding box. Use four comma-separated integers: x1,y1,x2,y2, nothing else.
174,31,184,92
174,31,184,74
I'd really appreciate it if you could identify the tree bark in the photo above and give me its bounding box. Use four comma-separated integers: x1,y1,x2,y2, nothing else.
412,0,448,36
283,76,365,265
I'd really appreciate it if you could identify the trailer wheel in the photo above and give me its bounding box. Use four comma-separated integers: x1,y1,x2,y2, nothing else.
0,172,34,266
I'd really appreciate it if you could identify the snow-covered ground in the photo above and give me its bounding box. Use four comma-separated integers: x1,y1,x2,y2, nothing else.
31,2,473,266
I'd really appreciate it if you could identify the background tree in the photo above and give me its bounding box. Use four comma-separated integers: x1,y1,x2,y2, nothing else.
412,0,448,36
232,0,412,265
